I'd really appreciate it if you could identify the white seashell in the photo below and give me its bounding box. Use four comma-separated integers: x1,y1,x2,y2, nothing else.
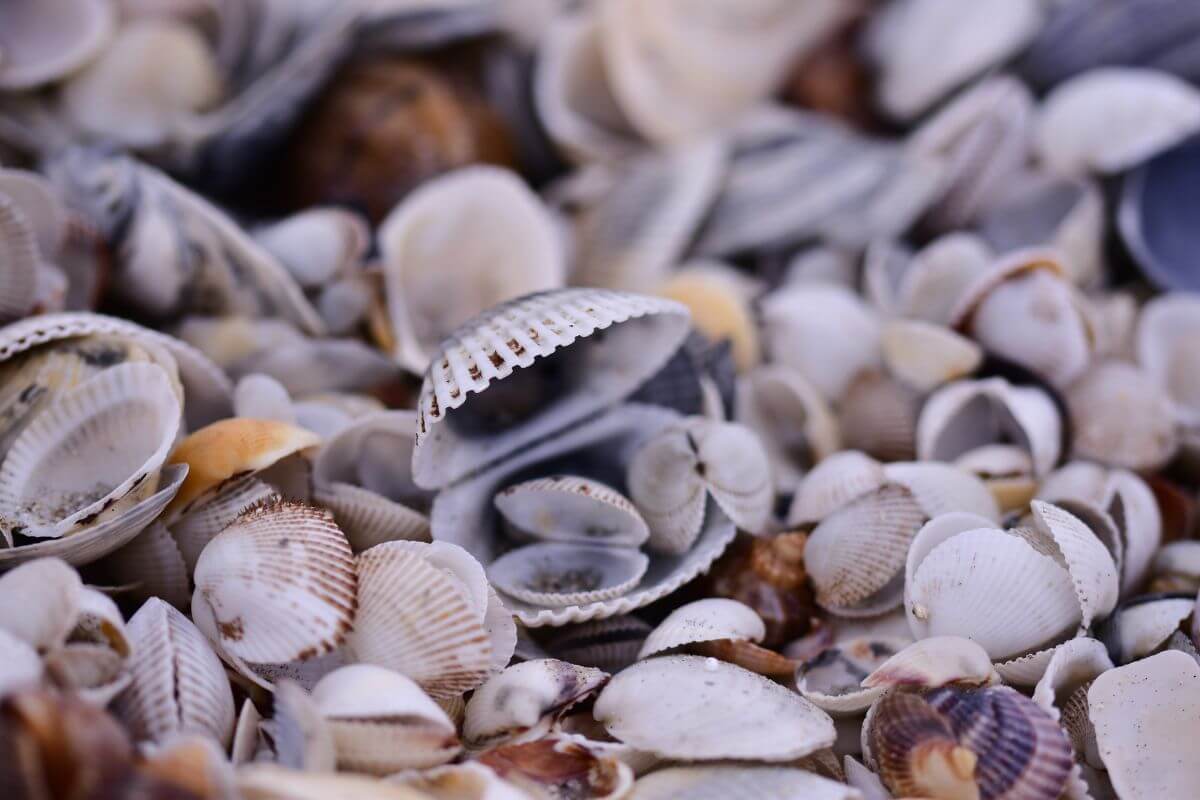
863,635,999,692
0,362,181,540
880,319,982,393
865,233,992,325
639,599,765,659
0,168,66,266
168,476,278,575
0,628,42,696
413,289,691,490
1153,541,1200,590
796,636,909,715
312,664,460,774
1035,68,1200,175
545,616,651,675
0,556,82,651
0,194,40,324
254,208,368,290
463,658,608,748
593,655,836,761
787,450,887,527
917,377,1062,477
1066,361,1179,471
44,642,131,706
349,542,492,699
1032,636,1112,754
1088,651,1200,799
237,764,421,800
191,502,356,665
0,0,114,90
95,522,191,610
735,365,840,494
837,370,921,463
761,283,881,402
1136,292,1200,427
632,766,862,800
494,475,648,548
380,167,565,373
488,542,648,608
112,597,235,747
881,461,1000,522
1099,595,1196,665
271,680,336,773
1029,500,1121,628
231,699,262,765
233,374,296,425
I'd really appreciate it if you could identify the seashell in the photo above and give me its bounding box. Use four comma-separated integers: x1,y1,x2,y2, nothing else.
703,531,815,648
867,685,1073,799
233,374,296,425
544,615,651,674
864,636,1000,692
865,234,992,325
805,485,927,616
735,365,840,494
836,369,920,463
380,166,565,373
1066,360,1179,471
191,502,356,666
0,558,80,651
1034,68,1200,176
868,0,1042,120
954,444,1038,514
1121,141,1200,293
796,636,909,715
488,542,648,608
880,461,1000,523
167,475,277,577
917,377,1062,477
0,0,114,90
112,597,235,748
475,735,634,799
593,655,836,761
59,19,222,149
880,319,982,394
389,761,525,800
1095,594,1196,666
631,766,861,800
843,756,891,800
412,289,691,489
230,698,262,765
787,451,886,527
1088,650,1200,799
164,417,319,520
657,262,761,373
629,329,735,420
0,362,181,541
627,417,772,552
311,664,459,774
0,628,42,696
638,598,765,659
1152,540,1200,593
253,208,368,291
1136,292,1200,424
1031,637,1112,785
270,680,336,773
92,522,191,611
463,658,608,748
348,541,492,698
1028,500,1121,628
238,764,428,800
0,193,40,324
494,475,648,548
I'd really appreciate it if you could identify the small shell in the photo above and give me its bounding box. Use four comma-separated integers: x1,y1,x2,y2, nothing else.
638,598,765,659
658,262,761,372
271,680,336,773
864,636,1000,691
1096,594,1196,665
191,502,357,665
233,374,295,424
881,461,1000,522
463,658,608,748
254,208,368,290
487,543,649,608
494,475,648,548
475,735,634,799
796,637,908,715
1066,360,1179,471
544,616,651,674
787,450,887,527
593,655,836,761
0,556,82,652
0,628,42,695
1121,145,1200,293
112,598,235,748
836,369,920,463
880,319,983,393
632,766,860,800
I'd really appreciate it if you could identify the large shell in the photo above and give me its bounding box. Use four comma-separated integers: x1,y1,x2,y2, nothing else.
593,655,835,761
462,658,608,748
494,475,648,548
380,167,565,373
191,502,357,666
631,766,860,800
412,289,691,489
487,543,649,608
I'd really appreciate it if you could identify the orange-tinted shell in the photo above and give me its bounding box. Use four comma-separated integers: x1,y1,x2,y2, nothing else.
703,532,815,648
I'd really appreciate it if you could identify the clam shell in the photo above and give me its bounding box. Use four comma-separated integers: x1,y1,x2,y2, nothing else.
348,542,492,699
631,766,861,800
488,542,649,608
254,207,368,291
1032,636,1112,733
593,655,836,761
881,461,1000,521
787,450,886,527
880,319,982,393
112,597,235,747
494,475,648,548
233,373,295,424
463,658,608,748
191,502,356,665
1066,360,1179,471
1096,594,1196,665
0,0,114,90
864,635,1000,691
413,289,691,489
1088,651,1200,798
544,615,651,674
796,637,908,715
866,233,992,325
1035,67,1200,175
1030,500,1121,628
380,167,565,373
168,476,279,574
0,362,180,540
639,598,764,659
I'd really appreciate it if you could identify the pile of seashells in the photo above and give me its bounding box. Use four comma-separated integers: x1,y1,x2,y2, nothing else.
4,0,1200,798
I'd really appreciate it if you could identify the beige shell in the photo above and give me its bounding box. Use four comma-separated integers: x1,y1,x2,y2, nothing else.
638,598,765,659
389,761,526,800
880,319,983,393
657,262,762,372
787,450,887,527
837,369,921,463
1066,360,1179,471
864,636,1000,691
1136,293,1200,428
462,658,608,748
238,764,429,800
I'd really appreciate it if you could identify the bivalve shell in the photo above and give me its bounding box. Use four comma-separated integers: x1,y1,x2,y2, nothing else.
631,766,861,800
638,598,765,659
463,658,608,748
787,451,887,527
487,542,648,608
494,475,648,548
1066,360,1179,471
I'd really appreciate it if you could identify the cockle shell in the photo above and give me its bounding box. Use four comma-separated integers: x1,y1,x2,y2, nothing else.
544,615,651,674
837,369,920,463
462,658,608,748
380,166,565,373
1120,141,1200,293
1066,360,1179,471
787,450,887,527
494,475,648,548
389,761,526,800
487,542,649,608
412,288,691,489
0,193,40,324
638,598,764,659
627,417,772,552
880,319,982,394
632,766,861,800
270,680,336,773
93,521,191,610
0,0,114,90
593,655,836,761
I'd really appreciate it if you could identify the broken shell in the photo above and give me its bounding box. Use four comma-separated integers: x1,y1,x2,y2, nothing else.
1066,360,1179,471
112,598,235,748
1031,636,1112,780
632,765,861,800
796,637,909,715
544,615,651,674
487,542,648,608
1028,500,1121,629
238,764,428,800
463,658,608,748
494,475,648,548
593,655,835,761
191,502,357,665
627,417,772,553
311,664,459,774
880,319,983,394
412,288,690,489
787,450,887,527
0,0,114,90
638,598,764,659
380,166,565,373
867,685,1073,800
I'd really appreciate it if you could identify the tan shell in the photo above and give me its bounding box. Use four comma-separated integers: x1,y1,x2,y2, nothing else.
658,262,762,372
837,369,920,463
638,598,765,659
880,319,983,393
864,636,1000,691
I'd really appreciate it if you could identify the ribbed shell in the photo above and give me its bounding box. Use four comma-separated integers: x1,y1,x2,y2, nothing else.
837,370,920,463
191,502,357,664
1030,501,1120,628
169,476,279,573
883,461,1000,521
545,615,652,673
113,597,235,747
349,542,492,698
787,450,886,526
487,543,649,608
0,195,40,322
494,475,648,547
1066,360,1179,471
97,522,191,610
639,598,764,658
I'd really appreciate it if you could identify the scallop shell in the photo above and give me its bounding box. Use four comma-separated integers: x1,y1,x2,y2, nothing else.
1067,360,1179,471
311,664,459,774
168,476,279,574
787,450,887,527
796,637,909,715
638,598,764,659
462,658,608,748
880,319,983,393
348,542,492,699
380,167,565,373
0,362,181,541
191,502,356,665
593,655,836,762
494,475,648,548
631,766,861,800
0,0,114,90
544,616,652,674
413,289,691,489
112,597,235,748
488,543,648,608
